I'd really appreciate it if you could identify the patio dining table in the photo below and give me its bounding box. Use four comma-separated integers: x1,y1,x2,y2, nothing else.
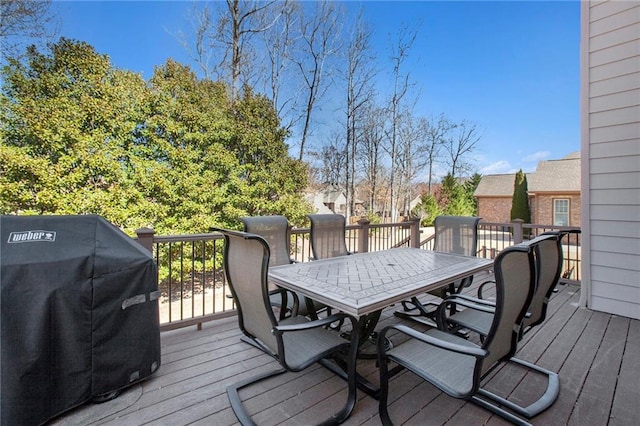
268,247,492,319
268,247,493,397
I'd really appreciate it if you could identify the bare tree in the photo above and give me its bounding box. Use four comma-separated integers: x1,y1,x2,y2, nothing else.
174,3,216,80
293,0,342,161
359,105,387,214
257,0,300,131
318,133,346,186
223,0,281,100
344,8,376,218
446,120,481,177
1,0,57,60
396,112,429,216
384,25,417,221
424,114,454,193
175,1,280,99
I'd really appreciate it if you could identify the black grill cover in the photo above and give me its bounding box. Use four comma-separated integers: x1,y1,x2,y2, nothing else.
1,215,161,425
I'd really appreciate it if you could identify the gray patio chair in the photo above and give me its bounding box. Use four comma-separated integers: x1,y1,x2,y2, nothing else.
436,232,564,340
377,242,559,426
240,215,325,319
214,228,359,426
307,214,352,326
308,214,352,260
394,215,481,327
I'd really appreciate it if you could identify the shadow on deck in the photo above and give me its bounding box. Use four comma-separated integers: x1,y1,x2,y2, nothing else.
51,279,639,425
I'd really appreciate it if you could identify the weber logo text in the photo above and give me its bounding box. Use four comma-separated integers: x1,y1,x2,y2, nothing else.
8,230,56,243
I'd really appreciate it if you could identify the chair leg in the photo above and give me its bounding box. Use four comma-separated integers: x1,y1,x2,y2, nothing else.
239,334,357,424
474,356,559,422
377,355,394,426
328,324,359,425
393,296,439,328
227,367,287,426
470,395,532,426
240,335,274,356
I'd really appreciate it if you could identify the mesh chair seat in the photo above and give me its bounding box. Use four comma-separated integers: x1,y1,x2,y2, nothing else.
279,316,351,370
386,328,478,397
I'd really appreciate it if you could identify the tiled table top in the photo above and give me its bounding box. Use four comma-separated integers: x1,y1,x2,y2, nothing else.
269,247,492,318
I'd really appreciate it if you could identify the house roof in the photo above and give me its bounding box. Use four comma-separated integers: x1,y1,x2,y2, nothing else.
475,152,581,197
528,156,581,193
474,174,516,197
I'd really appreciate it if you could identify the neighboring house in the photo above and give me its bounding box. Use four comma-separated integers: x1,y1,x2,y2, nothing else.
528,153,581,227
474,153,581,227
580,1,639,320
306,184,347,215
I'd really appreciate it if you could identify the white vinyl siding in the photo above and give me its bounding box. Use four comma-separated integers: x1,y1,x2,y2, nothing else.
581,1,640,319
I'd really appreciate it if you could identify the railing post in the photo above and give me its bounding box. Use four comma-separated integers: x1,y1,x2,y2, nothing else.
136,227,155,255
512,219,524,244
409,217,421,248
357,217,370,253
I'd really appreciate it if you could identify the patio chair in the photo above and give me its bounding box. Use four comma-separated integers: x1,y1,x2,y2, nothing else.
377,242,559,426
214,228,359,426
394,216,481,327
308,214,352,260
240,215,324,319
436,232,563,340
306,213,352,327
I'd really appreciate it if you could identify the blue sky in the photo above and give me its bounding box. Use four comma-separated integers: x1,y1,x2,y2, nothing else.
51,0,581,178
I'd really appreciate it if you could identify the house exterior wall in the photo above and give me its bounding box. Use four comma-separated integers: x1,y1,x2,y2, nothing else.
581,1,640,319
477,193,582,227
477,197,512,223
531,193,582,227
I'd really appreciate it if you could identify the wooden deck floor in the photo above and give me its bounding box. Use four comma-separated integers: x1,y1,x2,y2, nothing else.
51,280,639,426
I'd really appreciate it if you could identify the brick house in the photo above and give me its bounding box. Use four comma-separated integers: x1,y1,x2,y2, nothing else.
475,152,581,226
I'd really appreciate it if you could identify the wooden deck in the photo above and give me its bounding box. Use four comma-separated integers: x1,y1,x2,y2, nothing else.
51,279,639,425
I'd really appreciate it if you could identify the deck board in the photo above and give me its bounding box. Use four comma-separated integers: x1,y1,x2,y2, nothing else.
569,315,628,425
50,282,639,425
609,318,640,426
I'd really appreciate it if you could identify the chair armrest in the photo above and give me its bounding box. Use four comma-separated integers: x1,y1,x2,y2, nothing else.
379,324,487,358
274,313,355,333
435,295,495,331
439,297,496,314
444,293,496,307
269,287,300,317
477,280,497,299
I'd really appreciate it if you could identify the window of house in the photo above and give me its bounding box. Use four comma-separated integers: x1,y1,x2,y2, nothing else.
553,199,569,226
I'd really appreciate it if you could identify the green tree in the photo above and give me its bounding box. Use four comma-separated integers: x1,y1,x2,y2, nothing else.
1,38,153,231
1,39,311,234
229,86,310,225
464,172,482,213
439,173,475,217
412,193,443,226
510,169,531,223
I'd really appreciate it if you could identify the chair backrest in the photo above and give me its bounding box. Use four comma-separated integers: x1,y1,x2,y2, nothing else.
215,228,279,354
521,232,563,331
308,214,349,260
240,215,292,267
480,242,536,376
433,216,481,257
